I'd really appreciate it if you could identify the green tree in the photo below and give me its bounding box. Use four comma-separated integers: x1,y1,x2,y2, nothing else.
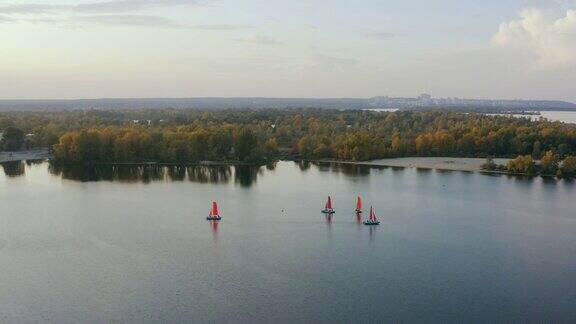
532,140,542,158
234,128,260,162
0,117,15,130
1,126,25,151
507,155,536,175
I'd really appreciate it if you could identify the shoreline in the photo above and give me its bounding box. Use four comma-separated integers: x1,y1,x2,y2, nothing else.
2,153,506,172
0,149,52,163
49,161,268,167
311,158,569,178
2,154,566,179
312,157,511,173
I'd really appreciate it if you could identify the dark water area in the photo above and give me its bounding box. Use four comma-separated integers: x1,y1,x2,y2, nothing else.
1,161,576,323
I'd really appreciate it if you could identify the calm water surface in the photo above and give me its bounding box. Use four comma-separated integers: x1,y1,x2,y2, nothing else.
1,161,576,323
489,110,576,124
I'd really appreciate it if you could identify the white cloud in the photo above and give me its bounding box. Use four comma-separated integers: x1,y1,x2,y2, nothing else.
493,8,576,69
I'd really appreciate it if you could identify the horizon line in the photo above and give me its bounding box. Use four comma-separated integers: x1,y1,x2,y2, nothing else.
0,96,573,103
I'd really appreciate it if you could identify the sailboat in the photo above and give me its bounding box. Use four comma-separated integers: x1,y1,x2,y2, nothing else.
206,201,222,221
363,206,380,226
355,196,363,214
321,196,335,214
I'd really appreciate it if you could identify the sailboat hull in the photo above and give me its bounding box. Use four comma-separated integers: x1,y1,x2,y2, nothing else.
321,209,335,214
363,221,380,226
206,216,222,221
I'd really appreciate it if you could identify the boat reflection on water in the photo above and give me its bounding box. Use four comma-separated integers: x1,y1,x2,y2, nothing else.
1,161,25,177
210,220,219,242
369,226,377,243
325,214,333,238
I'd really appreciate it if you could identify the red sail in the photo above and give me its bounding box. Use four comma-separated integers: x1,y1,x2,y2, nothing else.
356,196,362,210
211,201,219,216
369,206,374,221
326,196,333,209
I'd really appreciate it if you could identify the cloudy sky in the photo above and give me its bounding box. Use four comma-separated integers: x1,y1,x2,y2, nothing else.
1,0,576,101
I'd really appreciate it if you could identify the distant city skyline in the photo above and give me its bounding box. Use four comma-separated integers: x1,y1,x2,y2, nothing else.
1,0,576,101
1,94,574,111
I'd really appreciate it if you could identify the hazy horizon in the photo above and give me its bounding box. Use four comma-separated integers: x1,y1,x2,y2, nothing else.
2,0,576,101
0,95,574,103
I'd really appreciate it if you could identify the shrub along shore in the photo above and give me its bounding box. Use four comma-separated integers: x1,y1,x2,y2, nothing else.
482,154,576,178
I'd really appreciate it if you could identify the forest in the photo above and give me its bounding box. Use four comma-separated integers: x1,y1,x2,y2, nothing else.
1,108,576,176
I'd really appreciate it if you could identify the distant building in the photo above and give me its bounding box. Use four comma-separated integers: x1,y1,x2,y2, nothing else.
367,94,576,110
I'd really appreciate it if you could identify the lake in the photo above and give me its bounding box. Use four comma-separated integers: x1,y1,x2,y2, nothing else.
487,111,576,124
1,161,576,323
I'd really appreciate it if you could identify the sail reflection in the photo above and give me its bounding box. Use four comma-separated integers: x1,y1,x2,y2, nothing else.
210,220,219,242
369,226,377,243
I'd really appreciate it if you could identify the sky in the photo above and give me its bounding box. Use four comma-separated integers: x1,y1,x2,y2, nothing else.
1,0,576,101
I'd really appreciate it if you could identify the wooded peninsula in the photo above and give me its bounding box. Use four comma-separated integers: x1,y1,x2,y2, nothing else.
1,109,576,177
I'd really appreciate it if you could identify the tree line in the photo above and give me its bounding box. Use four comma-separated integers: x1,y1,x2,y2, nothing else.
482,153,576,178
2,109,576,168
52,126,275,164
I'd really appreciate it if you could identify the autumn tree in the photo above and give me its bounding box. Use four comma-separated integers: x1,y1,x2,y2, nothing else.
507,155,536,175
560,156,576,178
540,151,559,175
264,137,279,158
1,126,25,151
